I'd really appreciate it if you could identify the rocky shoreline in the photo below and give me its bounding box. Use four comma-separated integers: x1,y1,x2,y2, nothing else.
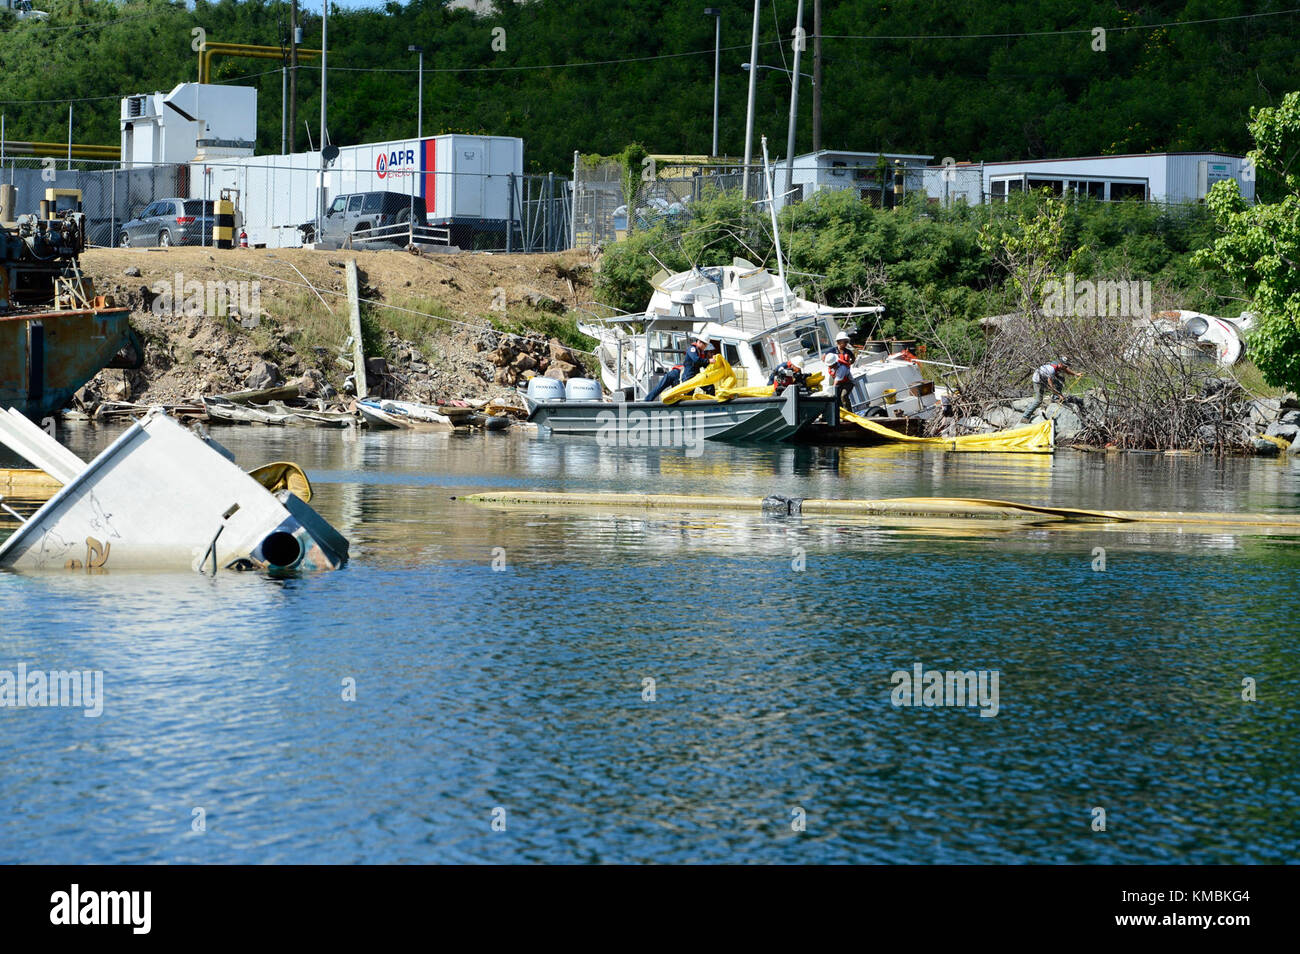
961,385,1300,456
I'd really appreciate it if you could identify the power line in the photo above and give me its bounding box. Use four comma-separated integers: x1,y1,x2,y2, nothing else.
819,7,1300,41
27,7,178,34
324,40,785,74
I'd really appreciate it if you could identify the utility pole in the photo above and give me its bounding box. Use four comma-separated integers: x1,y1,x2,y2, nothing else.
783,0,805,205
741,0,760,199
289,0,298,153
409,45,424,139
704,8,721,158
812,0,822,152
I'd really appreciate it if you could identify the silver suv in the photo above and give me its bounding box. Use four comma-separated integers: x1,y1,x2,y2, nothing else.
119,199,216,248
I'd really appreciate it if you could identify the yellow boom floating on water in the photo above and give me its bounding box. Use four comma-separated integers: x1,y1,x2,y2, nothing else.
660,356,1053,452
841,410,1055,454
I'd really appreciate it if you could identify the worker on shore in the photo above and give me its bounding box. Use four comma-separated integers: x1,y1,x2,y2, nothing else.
826,332,856,410
645,332,715,402
1020,358,1082,422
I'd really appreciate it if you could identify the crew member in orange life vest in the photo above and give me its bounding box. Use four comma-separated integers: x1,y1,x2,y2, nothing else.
645,333,715,402
826,331,855,410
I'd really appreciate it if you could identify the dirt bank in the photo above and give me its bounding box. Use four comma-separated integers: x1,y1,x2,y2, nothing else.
74,246,597,407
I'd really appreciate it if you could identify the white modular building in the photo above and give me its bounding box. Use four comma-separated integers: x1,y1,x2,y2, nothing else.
117,84,524,247
778,149,935,210
922,152,1256,205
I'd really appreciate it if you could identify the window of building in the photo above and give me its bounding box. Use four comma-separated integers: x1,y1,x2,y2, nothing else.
1109,181,1147,201
1027,178,1064,196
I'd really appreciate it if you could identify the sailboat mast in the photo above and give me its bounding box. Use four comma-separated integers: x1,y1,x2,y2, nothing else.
761,136,790,315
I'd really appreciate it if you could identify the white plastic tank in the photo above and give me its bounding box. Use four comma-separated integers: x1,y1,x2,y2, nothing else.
564,378,603,402
527,377,566,403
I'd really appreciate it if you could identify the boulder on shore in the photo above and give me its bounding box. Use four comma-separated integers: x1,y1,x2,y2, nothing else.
245,360,282,391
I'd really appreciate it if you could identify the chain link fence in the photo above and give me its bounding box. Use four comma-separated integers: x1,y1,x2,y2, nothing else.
1,157,570,253
572,157,765,249
571,156,959,249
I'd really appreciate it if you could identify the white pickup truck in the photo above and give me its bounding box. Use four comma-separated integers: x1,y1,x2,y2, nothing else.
3,0,49,19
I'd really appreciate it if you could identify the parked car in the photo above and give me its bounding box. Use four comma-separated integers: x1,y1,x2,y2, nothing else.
4,0,50,21
119,199,217,248
300,191,427,247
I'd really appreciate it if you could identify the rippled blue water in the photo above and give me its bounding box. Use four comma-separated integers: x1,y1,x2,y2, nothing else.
2,425,1298,863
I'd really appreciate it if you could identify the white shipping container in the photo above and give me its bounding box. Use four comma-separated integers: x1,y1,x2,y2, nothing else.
196,134,523,247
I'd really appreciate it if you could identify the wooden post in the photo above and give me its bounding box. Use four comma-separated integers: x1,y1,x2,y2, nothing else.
346,260,367,399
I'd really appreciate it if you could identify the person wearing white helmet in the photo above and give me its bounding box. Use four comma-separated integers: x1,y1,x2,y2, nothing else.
827,331,856,410
645,331,716,402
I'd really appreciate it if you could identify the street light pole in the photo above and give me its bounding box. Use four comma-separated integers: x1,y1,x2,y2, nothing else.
317,0,328,239
741,0,760,199
408,45,424,139
812,0,822,152
704,8,721,158
783,0,805,205
289,0,299,153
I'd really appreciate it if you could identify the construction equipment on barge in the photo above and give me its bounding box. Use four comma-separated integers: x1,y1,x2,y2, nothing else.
1,190,140,419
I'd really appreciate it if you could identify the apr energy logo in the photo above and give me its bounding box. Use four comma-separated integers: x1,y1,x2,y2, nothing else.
376,148,417,179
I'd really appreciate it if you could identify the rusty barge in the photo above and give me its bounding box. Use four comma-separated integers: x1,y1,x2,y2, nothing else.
1,202,139,419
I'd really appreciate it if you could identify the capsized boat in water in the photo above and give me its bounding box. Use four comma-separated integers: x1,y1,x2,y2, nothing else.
577,260,939,420
0,407,347,573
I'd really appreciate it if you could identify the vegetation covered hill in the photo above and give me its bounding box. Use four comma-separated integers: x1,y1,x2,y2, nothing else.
2,1,1298,175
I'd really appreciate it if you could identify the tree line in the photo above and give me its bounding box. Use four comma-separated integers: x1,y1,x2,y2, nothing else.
2,0,1297,176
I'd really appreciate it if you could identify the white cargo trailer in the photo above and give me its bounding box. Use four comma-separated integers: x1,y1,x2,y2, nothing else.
196,133,524,248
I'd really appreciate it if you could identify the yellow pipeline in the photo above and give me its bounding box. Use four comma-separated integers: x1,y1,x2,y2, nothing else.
462,490,1300,529
2,141,118,159
199,43,322,84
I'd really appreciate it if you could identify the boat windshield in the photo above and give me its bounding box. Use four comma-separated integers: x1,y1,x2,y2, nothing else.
795,320,835,357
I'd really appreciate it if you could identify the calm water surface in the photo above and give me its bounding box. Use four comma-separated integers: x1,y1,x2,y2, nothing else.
1,423,1298,863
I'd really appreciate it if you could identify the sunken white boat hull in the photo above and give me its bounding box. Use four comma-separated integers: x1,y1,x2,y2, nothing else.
0,409,347,573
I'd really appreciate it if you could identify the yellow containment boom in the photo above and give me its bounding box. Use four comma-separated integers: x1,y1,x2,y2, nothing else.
841,409,1055,454
659,355,823,404
462,490,1300,531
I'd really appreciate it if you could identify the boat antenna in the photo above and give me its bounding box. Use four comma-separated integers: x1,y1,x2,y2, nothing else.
761,136,790,312
647,247,672,275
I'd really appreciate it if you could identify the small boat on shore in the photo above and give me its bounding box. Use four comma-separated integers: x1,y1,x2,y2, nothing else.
357,398,474,429
201,396,357,428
